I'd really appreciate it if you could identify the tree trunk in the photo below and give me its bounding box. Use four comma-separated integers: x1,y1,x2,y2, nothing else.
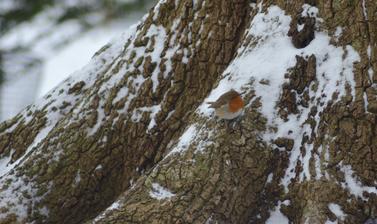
0,0,376,223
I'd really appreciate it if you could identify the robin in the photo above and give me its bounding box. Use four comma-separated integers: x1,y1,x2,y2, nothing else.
207,89,244,120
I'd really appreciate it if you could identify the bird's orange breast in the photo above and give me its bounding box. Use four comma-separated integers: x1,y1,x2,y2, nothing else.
228,96,244,112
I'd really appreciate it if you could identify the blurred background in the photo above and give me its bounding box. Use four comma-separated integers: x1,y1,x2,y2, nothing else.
0,0,156,121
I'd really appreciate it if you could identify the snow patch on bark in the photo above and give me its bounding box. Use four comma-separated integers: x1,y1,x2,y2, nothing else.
131,105,162,130
149,183,175,200
167,125,198,156
340,165,377,199
265,201,289,224
334,26,343,41
328,203,346,221
93,201,121,223
362,0,368,20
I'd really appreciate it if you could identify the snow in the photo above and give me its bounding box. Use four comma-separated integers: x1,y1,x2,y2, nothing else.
302,4,319,18
368,67,374,82
367,45,372,58
297,24,305,32
362,0,368,19
367,45,373,81
266,173,273,183
35,14,143,98
266,202,289,224
152,0,167,21
340,165,377,199
0,7,64,50
131,105,162,130
328,203,346,221
0,0,18,13
0,118,55,178
0,155,12,177
0,72,40,121
75,171,81,184
364,92,369,111
314,146,323,180
167,125,198,156
149,183,175,200
301,142,313,181
196,128,214,153
334,27,343,41
108,201,120,210
95,164,103,170
38,21,131,97
93,201,121,222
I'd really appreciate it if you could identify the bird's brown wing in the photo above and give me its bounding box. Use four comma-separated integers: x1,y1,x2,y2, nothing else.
207,90,239,108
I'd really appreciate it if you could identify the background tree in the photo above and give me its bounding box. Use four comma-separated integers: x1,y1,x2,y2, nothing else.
0,0,376,224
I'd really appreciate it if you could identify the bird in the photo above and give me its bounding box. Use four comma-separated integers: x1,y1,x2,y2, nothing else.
207,89,244,120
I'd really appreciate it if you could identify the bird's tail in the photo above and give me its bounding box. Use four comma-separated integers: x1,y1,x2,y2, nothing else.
207,101,216,108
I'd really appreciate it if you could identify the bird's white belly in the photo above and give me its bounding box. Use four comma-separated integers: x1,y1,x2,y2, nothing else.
215,105,242,120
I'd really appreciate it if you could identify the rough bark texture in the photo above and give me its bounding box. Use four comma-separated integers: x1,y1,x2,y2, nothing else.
0,0,376,224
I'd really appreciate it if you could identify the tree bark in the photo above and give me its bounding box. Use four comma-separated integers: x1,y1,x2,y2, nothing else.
0,0,376,224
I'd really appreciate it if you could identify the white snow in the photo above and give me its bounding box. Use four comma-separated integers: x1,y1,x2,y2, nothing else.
93,200,121,222
0,0,18,13
196,128,214,153
0,155,13,177
367,44,374,81
314,146,323,180
167,125,198,156
368,67,374,82
108,201,120,210
328,203,346,221
340,165,377,199
364,92,369,111
362,0,368,19
38,21,131,97
302,4,319,18
0,7,65,50
75,171,81,184
0,118,55,178
0,72,40,121
367,45,372,58
334,27,343,41
149,183,175,200
301,142,313,181
131,105,162,130
266,173,273,183
95,164,103,170
266,202,289,224
152,0,167,21
297,24,305,32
